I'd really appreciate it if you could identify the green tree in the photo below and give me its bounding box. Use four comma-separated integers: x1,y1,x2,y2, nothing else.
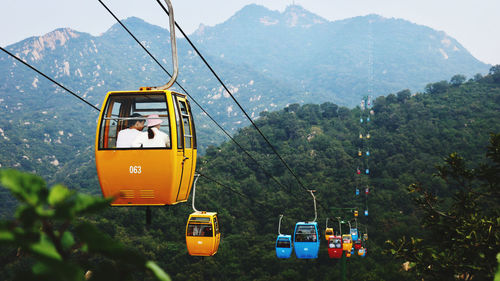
450,74,466,86
0,169,170,281
387,133,500,280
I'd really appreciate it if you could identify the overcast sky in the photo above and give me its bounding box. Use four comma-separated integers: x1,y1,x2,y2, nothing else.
1,0,499,65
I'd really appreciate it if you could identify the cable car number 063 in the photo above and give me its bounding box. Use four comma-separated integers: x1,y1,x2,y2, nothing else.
129,166,142,174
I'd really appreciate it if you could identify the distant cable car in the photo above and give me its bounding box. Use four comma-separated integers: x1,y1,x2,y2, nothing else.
365,168,370,175
95,1,197,206
359,133,363,139
185,176,220,256
358,247,366,257
276,235,293,258
328,236,343,259
325,228,334,241
355,188,360,196
360,118,363,123
366,133,371,139
370,110,374,115
363,233,368,241
365,187,370,194
351,228,359,241
358,150,362,156
357,168,361,175
294,222,320,259
294,191,320,259
342,234,352,252
364,210,369,216
366,151,370,156
354,210,359,217
367,117,370,122
185,212,220,256
354,240,362,250
276,215,293,258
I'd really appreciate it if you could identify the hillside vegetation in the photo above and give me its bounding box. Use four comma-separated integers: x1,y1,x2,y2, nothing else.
2,70,500,280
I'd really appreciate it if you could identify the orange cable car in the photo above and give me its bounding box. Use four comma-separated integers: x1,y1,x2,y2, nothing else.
185,176,221,256
95,0,197,206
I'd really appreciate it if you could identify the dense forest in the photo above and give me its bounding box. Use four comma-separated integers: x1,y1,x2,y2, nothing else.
1,69,500,280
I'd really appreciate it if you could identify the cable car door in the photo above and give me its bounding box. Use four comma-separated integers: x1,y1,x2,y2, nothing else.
173,95,196,202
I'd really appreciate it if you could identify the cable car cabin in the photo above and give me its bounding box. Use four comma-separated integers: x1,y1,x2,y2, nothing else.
328,236,343,259
293,222,320,259
325,227,334,241
275,234,293,259
354,240,362,250
363,233,368,241
364,210,369,216
342,234,352,252
354,210,359,217
358,247,366,257
351,228,359,241
95,90,197,206
358,150,362,156
185,211,220,256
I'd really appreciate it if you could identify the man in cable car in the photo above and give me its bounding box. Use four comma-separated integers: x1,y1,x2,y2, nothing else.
116,113,145,148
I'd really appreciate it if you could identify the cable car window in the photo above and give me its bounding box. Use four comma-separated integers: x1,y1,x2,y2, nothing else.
295,225,317,242
98,94,171,149
178,99,192,149
276,239,291,248
213,216,219,234
187,223,213,237
189,217,210,223
172,96,183,149
186,100,197,149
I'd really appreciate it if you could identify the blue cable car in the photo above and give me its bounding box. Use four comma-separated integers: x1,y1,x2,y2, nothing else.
275,215,293,258
355,188,360,196
365,168,370,175
364,210,369,216
350,228,359,241
293,222,320,259
360,118,363,123
367,117,370,122
275,235,293,258
366,151,370,156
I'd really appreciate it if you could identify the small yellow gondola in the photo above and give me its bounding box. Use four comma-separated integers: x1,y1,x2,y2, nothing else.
185,211,221,256
325,227,334,241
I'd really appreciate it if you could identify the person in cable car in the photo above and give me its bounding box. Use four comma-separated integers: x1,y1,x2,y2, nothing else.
132,114,170,148
116,113,145,148
328,236,343,259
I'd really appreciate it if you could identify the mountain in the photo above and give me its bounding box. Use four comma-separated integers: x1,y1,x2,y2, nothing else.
2,71,499,280
193,5,488,105
0,4,492,185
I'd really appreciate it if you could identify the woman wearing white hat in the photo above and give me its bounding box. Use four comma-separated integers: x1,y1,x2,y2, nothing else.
132,114,170,148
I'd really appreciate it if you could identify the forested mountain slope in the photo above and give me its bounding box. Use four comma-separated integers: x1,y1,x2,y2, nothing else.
3,72,498,280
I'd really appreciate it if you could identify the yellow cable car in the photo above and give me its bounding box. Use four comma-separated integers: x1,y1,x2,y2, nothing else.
325,227,334,241
354,210,359,217
95,0,197,206
185,211,221,256
342,234,353,252
95,90,197,205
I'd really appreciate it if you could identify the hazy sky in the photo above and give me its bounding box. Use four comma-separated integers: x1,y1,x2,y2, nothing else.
1,0,499,65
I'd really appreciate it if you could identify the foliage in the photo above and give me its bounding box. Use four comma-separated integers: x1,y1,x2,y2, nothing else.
386,134,500,280
0,169,170,281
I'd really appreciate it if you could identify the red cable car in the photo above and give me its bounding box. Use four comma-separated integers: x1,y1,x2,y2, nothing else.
328,236,343,259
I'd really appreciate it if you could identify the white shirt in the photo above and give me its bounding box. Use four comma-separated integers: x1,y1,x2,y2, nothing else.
132,127,170,148
116,128,142,148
